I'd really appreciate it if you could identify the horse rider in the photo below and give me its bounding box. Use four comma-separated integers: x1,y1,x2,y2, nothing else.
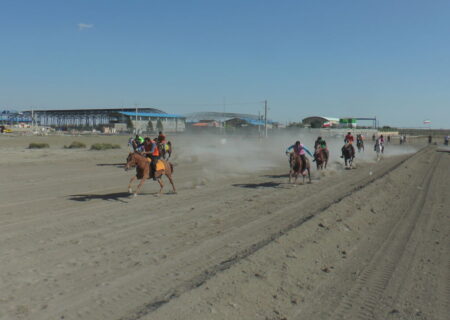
374,135,385,153
133,134,144,151
128,137,135,152
142,138,160,180
314,136,327,150
286,141,313,172
157,131,167,154
157,131,166,144
314,136,328,161
341,132,355,158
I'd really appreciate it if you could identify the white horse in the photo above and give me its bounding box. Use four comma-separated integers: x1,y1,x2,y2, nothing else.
374,143,384,161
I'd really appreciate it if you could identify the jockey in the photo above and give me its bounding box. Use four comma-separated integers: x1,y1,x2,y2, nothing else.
145,138,160,180
128,137,135,152
286,141,313,171
344,132,354,144
142,138,152,157
314,136,327,150
157,131,167,156
134,134,144,151
313,136,328,162
375,135,385,153
157,131,166,144
286,141,313,157
342,132,355,158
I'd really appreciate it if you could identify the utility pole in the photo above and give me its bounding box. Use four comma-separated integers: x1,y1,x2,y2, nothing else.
258,110,261,136
264,100,268,138
134,103,138,134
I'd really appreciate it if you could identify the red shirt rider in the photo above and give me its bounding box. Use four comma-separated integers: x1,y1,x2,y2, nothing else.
345,132,354,144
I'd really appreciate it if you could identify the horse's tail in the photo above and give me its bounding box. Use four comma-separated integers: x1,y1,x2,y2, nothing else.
169,162,174,173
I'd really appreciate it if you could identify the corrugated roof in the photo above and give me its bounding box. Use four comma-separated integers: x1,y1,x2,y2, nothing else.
119,111,185,119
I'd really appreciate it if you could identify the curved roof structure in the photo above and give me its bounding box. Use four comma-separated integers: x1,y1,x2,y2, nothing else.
302,116,340,123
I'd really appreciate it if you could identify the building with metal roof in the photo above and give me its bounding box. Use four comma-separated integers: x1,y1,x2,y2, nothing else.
24,107,186,132
302,116,341,128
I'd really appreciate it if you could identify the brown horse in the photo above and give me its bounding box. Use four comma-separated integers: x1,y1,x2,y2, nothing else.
314,147,328,170
289,153,311,184
125,152,176,196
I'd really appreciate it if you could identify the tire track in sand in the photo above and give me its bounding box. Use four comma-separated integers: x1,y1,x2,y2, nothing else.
120,148,428,320
333,151,441,320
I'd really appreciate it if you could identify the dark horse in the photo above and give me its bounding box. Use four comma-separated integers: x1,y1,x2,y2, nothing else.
158,141,172,160
125,152,176,196
289,153,311,184
357,139,364,152
342,144,355,168
314,147,328,170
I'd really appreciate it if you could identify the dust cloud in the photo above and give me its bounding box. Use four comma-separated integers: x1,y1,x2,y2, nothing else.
167,131,421,182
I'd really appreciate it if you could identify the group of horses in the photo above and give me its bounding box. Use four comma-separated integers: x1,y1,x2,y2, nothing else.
125,137,383,196
288,143,357,185
288,147,330,185
126,141,176,197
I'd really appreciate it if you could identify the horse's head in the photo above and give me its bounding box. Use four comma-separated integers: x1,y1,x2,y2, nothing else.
289,152,300,166
315,149,323,162
125,152,137,171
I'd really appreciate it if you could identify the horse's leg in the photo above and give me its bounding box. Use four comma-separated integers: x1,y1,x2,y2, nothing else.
134,178,147,197
157,177,164,194
167,174,176,193
289,170,292,183
128,176,137,194
307,167,312,183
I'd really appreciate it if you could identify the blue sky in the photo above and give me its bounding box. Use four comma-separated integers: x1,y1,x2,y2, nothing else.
1,0,450,128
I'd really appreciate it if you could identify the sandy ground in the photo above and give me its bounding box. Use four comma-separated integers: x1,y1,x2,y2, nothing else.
0,134,448,320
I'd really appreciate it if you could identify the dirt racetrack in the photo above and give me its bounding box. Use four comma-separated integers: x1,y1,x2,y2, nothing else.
0,134,448,320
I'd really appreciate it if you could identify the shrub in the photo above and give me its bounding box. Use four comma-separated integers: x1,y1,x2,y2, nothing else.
29,143,50,149
64,141,86,149
90,143,121,150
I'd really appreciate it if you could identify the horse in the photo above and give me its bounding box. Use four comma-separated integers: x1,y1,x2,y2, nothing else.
158,141,172,160
357,139,364,152
374,143,384,161
125,152,176,196
289,152,311,184
342,144,355,169
314,147,328,170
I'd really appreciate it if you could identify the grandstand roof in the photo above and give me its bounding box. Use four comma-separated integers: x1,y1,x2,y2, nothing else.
119,111,185,119
27,107,166,114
